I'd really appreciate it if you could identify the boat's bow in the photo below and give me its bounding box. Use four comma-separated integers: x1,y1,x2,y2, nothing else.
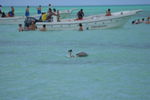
133,9,143,13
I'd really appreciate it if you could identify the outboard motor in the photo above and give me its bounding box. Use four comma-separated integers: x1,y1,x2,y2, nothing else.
24,17,39,27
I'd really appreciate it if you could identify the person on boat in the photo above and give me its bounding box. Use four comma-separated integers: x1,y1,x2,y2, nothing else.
25,6,30,17
53,8,56,14
52,8,57,22
39,24,47,31
0,5,2,14
57,10,60,22
38,12,45,21
48,4,52,8
46,8,57,22
79,23,83,31
77,9,84,20
67,49,88,58
41,12,47,21
1,12,6,17
105,9,111,16
29,21,37,30
18,24,24,32
37,5,42,14
8,6,15,17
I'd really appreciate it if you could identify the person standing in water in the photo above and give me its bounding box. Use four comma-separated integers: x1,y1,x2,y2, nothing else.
39,24,47,31
25,6,30,17
37,5,42,14
57,10,60,22
18,24,24,32
79,23,83,31
29,21,37,30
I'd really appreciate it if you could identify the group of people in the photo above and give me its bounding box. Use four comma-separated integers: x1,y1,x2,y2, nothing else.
132,17,150,24
0,5,15,17
40,8,60,22
0,4,113,32
0,4,60,21
25,5,60,22
18,23,46,32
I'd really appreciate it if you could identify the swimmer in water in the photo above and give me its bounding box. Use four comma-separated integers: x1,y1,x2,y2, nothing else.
18,24,24,32
79,23,83,31
39,24,47,31
67,49,88,57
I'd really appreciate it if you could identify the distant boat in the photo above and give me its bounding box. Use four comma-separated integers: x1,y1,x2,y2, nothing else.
0,8,77,24
36,9,143,31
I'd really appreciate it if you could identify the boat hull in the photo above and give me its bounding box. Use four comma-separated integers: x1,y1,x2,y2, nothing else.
37,16,130,31
0,16,25,24
36,9,142,31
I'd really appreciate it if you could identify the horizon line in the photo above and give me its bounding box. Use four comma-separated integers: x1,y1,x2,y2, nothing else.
1,4,150,7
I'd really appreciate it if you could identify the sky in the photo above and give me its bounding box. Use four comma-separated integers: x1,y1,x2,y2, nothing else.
0,0,150,6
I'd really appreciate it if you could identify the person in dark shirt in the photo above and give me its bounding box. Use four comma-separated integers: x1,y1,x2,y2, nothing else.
77,9,84,20
1,12,6,17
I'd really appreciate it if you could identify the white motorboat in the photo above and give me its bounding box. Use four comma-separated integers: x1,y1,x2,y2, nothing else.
0,8,77,24
36,9,142,31
0,16,25,24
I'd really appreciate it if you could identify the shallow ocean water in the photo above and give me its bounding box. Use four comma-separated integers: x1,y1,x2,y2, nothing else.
0,5,150,100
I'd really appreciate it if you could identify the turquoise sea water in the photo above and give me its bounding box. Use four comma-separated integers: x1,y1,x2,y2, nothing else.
0,5,150,100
